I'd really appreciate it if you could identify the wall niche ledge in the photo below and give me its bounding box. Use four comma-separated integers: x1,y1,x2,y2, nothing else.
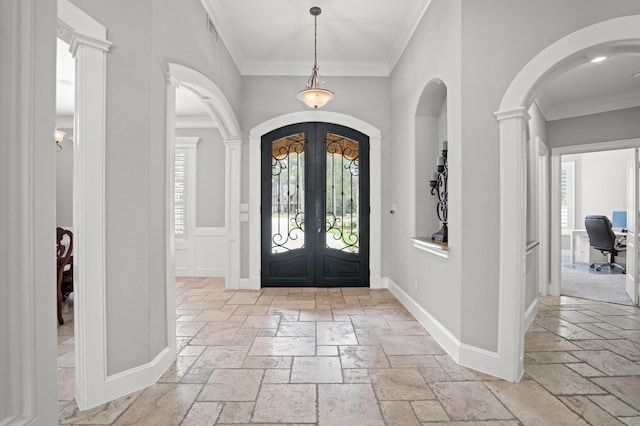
411,237,449,259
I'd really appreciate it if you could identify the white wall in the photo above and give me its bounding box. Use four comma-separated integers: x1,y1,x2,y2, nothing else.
389,0,463,340
68,0,242,375
55,128,74,228
563,149,634,229
239,75,391,278
458,0,639,351
548,107,640,149
176,127,226,227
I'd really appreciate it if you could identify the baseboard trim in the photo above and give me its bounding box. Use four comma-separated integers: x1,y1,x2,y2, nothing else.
525,298,539,331
386,278,461,360
239,277,261,290
90,346,175,408
387,277,514,381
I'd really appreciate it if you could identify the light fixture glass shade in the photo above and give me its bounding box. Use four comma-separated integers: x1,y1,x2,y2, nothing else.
55,129,66,143
297,87,334,109
55,129,66,152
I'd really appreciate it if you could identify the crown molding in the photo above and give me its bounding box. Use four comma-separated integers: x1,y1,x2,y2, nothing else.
241,60,390,77
199,0,245,71
387,0,433,74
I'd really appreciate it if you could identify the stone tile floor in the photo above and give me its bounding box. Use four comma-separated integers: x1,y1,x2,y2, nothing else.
57,277,640,425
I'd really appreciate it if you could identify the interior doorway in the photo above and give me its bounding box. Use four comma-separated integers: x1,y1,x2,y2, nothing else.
552,142,640,307
260,122,370,287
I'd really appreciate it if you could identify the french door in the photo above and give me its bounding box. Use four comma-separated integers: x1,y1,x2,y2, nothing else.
261,122,370,287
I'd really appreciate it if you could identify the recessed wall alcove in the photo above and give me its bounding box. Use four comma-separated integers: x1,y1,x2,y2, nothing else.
414,78,448,254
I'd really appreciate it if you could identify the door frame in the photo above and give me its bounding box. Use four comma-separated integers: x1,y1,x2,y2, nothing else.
248,111,382,289
260,122,371,287
550,138,640,298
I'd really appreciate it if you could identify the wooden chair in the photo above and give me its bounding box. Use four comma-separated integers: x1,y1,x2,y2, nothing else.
56,227,73,325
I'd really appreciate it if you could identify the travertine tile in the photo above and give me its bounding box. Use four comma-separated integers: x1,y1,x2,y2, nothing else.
242,356,292,369
277,321,316,337
181,402,223,425
525,351,580,364
340,345,390,368
560,395,624,425
199,369,263,401
252,384,316,423
189,321,242,346
262,368,290,383
291,357,342,383
317,321,358,345
249,336,315,356
343,368,371,383
58,280,640,426
318,384,384,425
525,364,605,395
525,331,582,352
591,376,640,409
486,380,588,425
370,368,434,400
113,384,201,425
380,400,420,425
242,315,281,329
589,394,640,417
59,390,143,424
217,401,254,424
565,362,605,377
378,335,445,355
411,400,450,422
571,350,640,376
192,346,249,369
432,381,513,421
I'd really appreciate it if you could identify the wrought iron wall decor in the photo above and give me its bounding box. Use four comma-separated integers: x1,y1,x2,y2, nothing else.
430,140,448,242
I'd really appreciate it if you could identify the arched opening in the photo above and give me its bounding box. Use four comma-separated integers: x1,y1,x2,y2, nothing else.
248,111,382,289
166,64,242,294
414,78,448,244
495,15,640,382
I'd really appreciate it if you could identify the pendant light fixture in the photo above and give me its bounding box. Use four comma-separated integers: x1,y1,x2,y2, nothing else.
297,6,333,109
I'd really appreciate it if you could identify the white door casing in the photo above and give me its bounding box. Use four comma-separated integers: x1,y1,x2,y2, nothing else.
626,152,639,304
248,111,382,290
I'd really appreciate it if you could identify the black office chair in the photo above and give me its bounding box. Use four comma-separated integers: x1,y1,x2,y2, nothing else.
584,215,626,274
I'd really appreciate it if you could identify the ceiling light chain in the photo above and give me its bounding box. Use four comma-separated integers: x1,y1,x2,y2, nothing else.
297,6,334,109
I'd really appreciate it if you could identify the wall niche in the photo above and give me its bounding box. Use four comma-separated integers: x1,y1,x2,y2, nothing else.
414,78,448,244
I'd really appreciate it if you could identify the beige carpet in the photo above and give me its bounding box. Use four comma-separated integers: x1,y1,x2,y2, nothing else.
562,261,634,306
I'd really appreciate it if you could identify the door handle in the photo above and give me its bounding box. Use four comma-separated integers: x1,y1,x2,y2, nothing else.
318,218,323,234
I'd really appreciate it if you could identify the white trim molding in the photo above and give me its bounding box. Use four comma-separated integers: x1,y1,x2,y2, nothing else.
166,63,243,291
1,0,58,423
550,138,640,296
248,111,382,289
495,15,640,383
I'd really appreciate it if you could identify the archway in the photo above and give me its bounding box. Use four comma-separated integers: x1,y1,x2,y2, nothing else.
166,63,242,291
248,111,382,289
495,15,640,381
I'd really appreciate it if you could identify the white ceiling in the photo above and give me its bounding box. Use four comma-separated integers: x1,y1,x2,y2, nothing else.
201,0,431,77
57,4,640,122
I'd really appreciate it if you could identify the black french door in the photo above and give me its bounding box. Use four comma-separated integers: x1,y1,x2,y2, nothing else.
261,122,370,287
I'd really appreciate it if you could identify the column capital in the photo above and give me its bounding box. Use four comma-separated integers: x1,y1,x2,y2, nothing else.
70,31,111,57
224,139,242,148
494,107,530,122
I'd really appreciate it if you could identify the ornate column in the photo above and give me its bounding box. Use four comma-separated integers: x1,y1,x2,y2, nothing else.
494,107,530,382
69,29,112,410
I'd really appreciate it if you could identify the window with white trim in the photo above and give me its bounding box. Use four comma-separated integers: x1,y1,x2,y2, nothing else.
175,150,187,237
174,137,200,240
561,161,575,229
